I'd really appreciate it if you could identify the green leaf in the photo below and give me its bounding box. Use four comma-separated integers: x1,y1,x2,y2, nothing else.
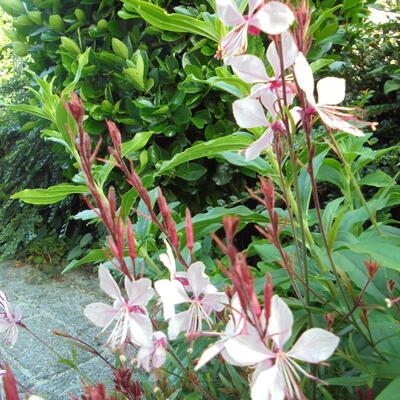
175,163,207,181
156,134,253,175
176,206,267,237
310,59,334,73
376,378,400,400
11,184,88,205
309,6,341,35
62,48,91,95
97,131,153,187
344,236,400,271
172,105,192,124
299,151,327,213
112,38,129,58
121,0,219,41
325,375,370,386
384,79,400,94
62,249,106,274
0,103,51,121
220,151,274,175
359,171,396,187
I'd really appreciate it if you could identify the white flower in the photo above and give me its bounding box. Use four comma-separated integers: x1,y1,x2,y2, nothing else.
155,262,227,339
233,98,301,160
224,295,339,400
136,331,168,372
294,52,376,136
0,291,22,347
84,266,154,351
216,0,294,63
195,293,246,370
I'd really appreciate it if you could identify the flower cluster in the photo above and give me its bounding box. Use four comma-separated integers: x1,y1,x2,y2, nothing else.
215,0,376,161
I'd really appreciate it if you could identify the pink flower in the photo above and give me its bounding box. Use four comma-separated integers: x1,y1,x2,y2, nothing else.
0,292,22,347
224,295,339,400
216,0,294,62
136,331,168,372
84,266,153,351
294,52,376,136
155,262,227,340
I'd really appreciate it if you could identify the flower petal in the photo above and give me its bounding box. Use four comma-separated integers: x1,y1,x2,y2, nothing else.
287,328,339,363
317,77,346,105
168,310,191,340
84,302,117,328
248,0,264,15
318,108,365,137
268,295,293,349
294,52,315,103
160,241,176,278
124,277,154,306
244,128,274,160
195,340,225,370
233,98,269,128
153,345,167,369
251,2,294,35
216,0,244,26
251,363,285,400
202,291,227,312
224,334,272,366
230,55,270,83
0,319,11,333
137,345,153,372
99,266,123,303
155,279,191,306
266,31,298,77
129,313,153,346
187,262,211,298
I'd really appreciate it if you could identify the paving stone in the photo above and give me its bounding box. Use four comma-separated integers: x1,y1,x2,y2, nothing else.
0,262,111,398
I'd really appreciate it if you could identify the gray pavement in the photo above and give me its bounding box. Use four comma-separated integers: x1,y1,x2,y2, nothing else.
0,261,114,399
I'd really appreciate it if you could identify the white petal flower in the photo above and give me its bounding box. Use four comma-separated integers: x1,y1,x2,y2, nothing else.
0,291,22,347
157,262,227,340
84,266,154,350
137,331,168,372
195,294,245,370
216,0,294,62
223,295,339,400
251,2,295,36
294,52,374,136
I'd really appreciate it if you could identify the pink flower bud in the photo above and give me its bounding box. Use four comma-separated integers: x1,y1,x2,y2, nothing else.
106,120,122,156
185,208,194,255
157,188,179,250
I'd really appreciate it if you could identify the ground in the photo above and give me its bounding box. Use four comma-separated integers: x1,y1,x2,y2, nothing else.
0,261,113,398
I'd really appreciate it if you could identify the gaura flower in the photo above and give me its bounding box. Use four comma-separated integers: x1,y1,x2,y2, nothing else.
155,262,227,340
0,292,22,347
230,31,298,106
160,241,189,286
224,295,339,400
195,293,246,370
84,266,153,351
136,331,168,372
216,0,294,63
294,52,377,136
233,97,285,160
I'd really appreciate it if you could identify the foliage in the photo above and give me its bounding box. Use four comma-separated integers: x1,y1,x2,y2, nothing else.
0,1,399,399
332,9,400,147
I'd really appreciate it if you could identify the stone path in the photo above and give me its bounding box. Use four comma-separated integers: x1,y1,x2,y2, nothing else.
0,261,113,399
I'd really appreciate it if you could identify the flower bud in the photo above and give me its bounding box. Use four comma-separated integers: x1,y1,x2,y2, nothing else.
364,259,380,279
